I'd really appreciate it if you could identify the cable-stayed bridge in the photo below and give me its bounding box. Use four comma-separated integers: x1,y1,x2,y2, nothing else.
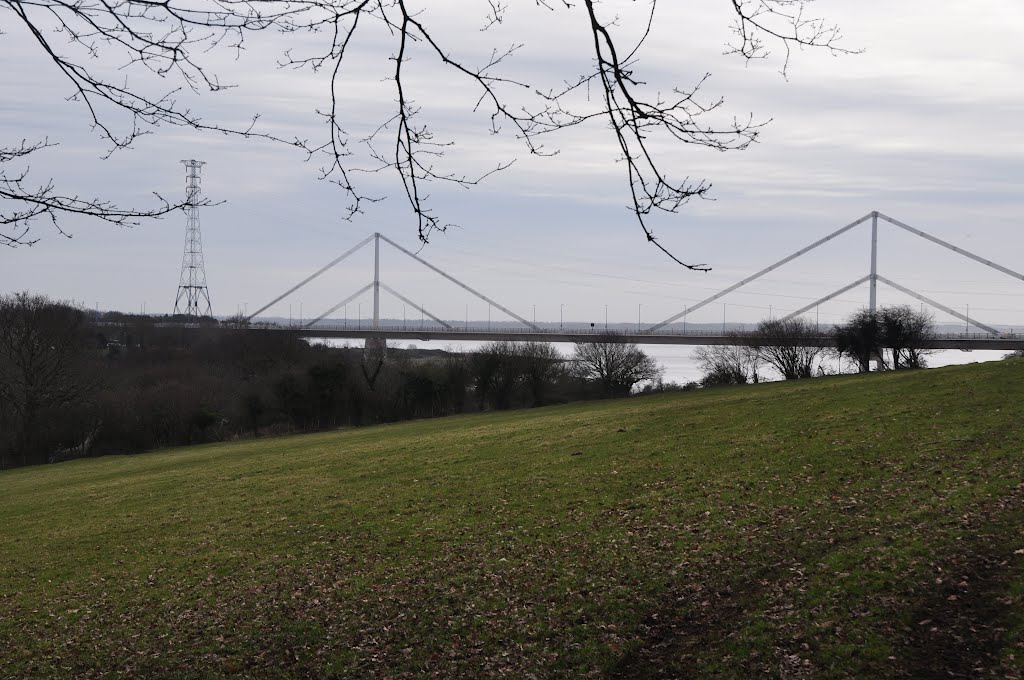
242,212,1024,351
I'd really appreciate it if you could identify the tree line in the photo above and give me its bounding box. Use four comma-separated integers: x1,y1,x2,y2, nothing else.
693,305,942,387
5,293,1014,470
0,293,663,470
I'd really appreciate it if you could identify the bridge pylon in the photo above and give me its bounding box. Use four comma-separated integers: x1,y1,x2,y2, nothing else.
649,211,1024,334
247,232,540,333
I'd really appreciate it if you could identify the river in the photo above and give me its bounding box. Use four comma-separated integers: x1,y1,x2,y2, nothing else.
327,338,1008,386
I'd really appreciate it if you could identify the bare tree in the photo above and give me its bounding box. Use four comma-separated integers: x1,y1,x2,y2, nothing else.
834,308,883,373
572,335,661,397
469,340,525,410
0,293,96,467
3,1,852,264
693,340,760,387
360,338,397,390
880,305,934,369
519,341,565,406
834,306,934,372
749,318,825,380
468,341,565,409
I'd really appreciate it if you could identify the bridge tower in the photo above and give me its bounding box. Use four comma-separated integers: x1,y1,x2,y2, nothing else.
173,160,213,320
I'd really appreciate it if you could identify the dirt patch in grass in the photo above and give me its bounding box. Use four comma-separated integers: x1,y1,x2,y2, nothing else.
606,520,844,679
609,485,1024,680
899,486,1024,679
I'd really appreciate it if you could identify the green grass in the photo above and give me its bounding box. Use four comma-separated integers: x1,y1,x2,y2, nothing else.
2,362,1023,678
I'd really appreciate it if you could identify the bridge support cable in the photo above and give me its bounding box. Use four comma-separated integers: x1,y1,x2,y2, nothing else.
780,275,872,322
378,283,453,329
878,213,1024,282
378,234,540,331
876,275,1000,335
648,213,873,332
247,234,374,321
304,282,374,328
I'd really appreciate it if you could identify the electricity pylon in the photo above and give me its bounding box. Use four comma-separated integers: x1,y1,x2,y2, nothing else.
173,160,212,320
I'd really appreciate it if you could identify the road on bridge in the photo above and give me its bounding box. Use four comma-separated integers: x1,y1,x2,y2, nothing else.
233,324,1024,351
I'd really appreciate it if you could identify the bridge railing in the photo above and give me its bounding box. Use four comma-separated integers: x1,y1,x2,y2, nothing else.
126,319,1022,341
298,324,737,336
289,324,1021,340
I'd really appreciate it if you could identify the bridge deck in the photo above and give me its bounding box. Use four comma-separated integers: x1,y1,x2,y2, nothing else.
264,326,1024,351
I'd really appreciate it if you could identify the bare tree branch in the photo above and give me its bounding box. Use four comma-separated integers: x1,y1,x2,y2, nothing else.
1,0,853,264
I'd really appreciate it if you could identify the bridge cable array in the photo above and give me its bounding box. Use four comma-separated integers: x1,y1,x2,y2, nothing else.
249,212,1022,337
247,233,540,331
648,211,1023,335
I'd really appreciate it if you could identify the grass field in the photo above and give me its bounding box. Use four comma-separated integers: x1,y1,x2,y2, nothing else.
1,361,1023,678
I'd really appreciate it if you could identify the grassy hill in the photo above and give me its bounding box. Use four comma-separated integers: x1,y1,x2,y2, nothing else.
1,361,1022,678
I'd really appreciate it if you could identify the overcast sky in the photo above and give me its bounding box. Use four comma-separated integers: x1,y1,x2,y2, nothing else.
2,0,1023,330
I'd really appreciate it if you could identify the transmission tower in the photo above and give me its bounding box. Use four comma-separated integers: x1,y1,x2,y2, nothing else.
173,160,212,319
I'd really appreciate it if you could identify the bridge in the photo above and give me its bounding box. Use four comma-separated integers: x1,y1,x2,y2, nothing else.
260,325,1021,351
242,211,1024,351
